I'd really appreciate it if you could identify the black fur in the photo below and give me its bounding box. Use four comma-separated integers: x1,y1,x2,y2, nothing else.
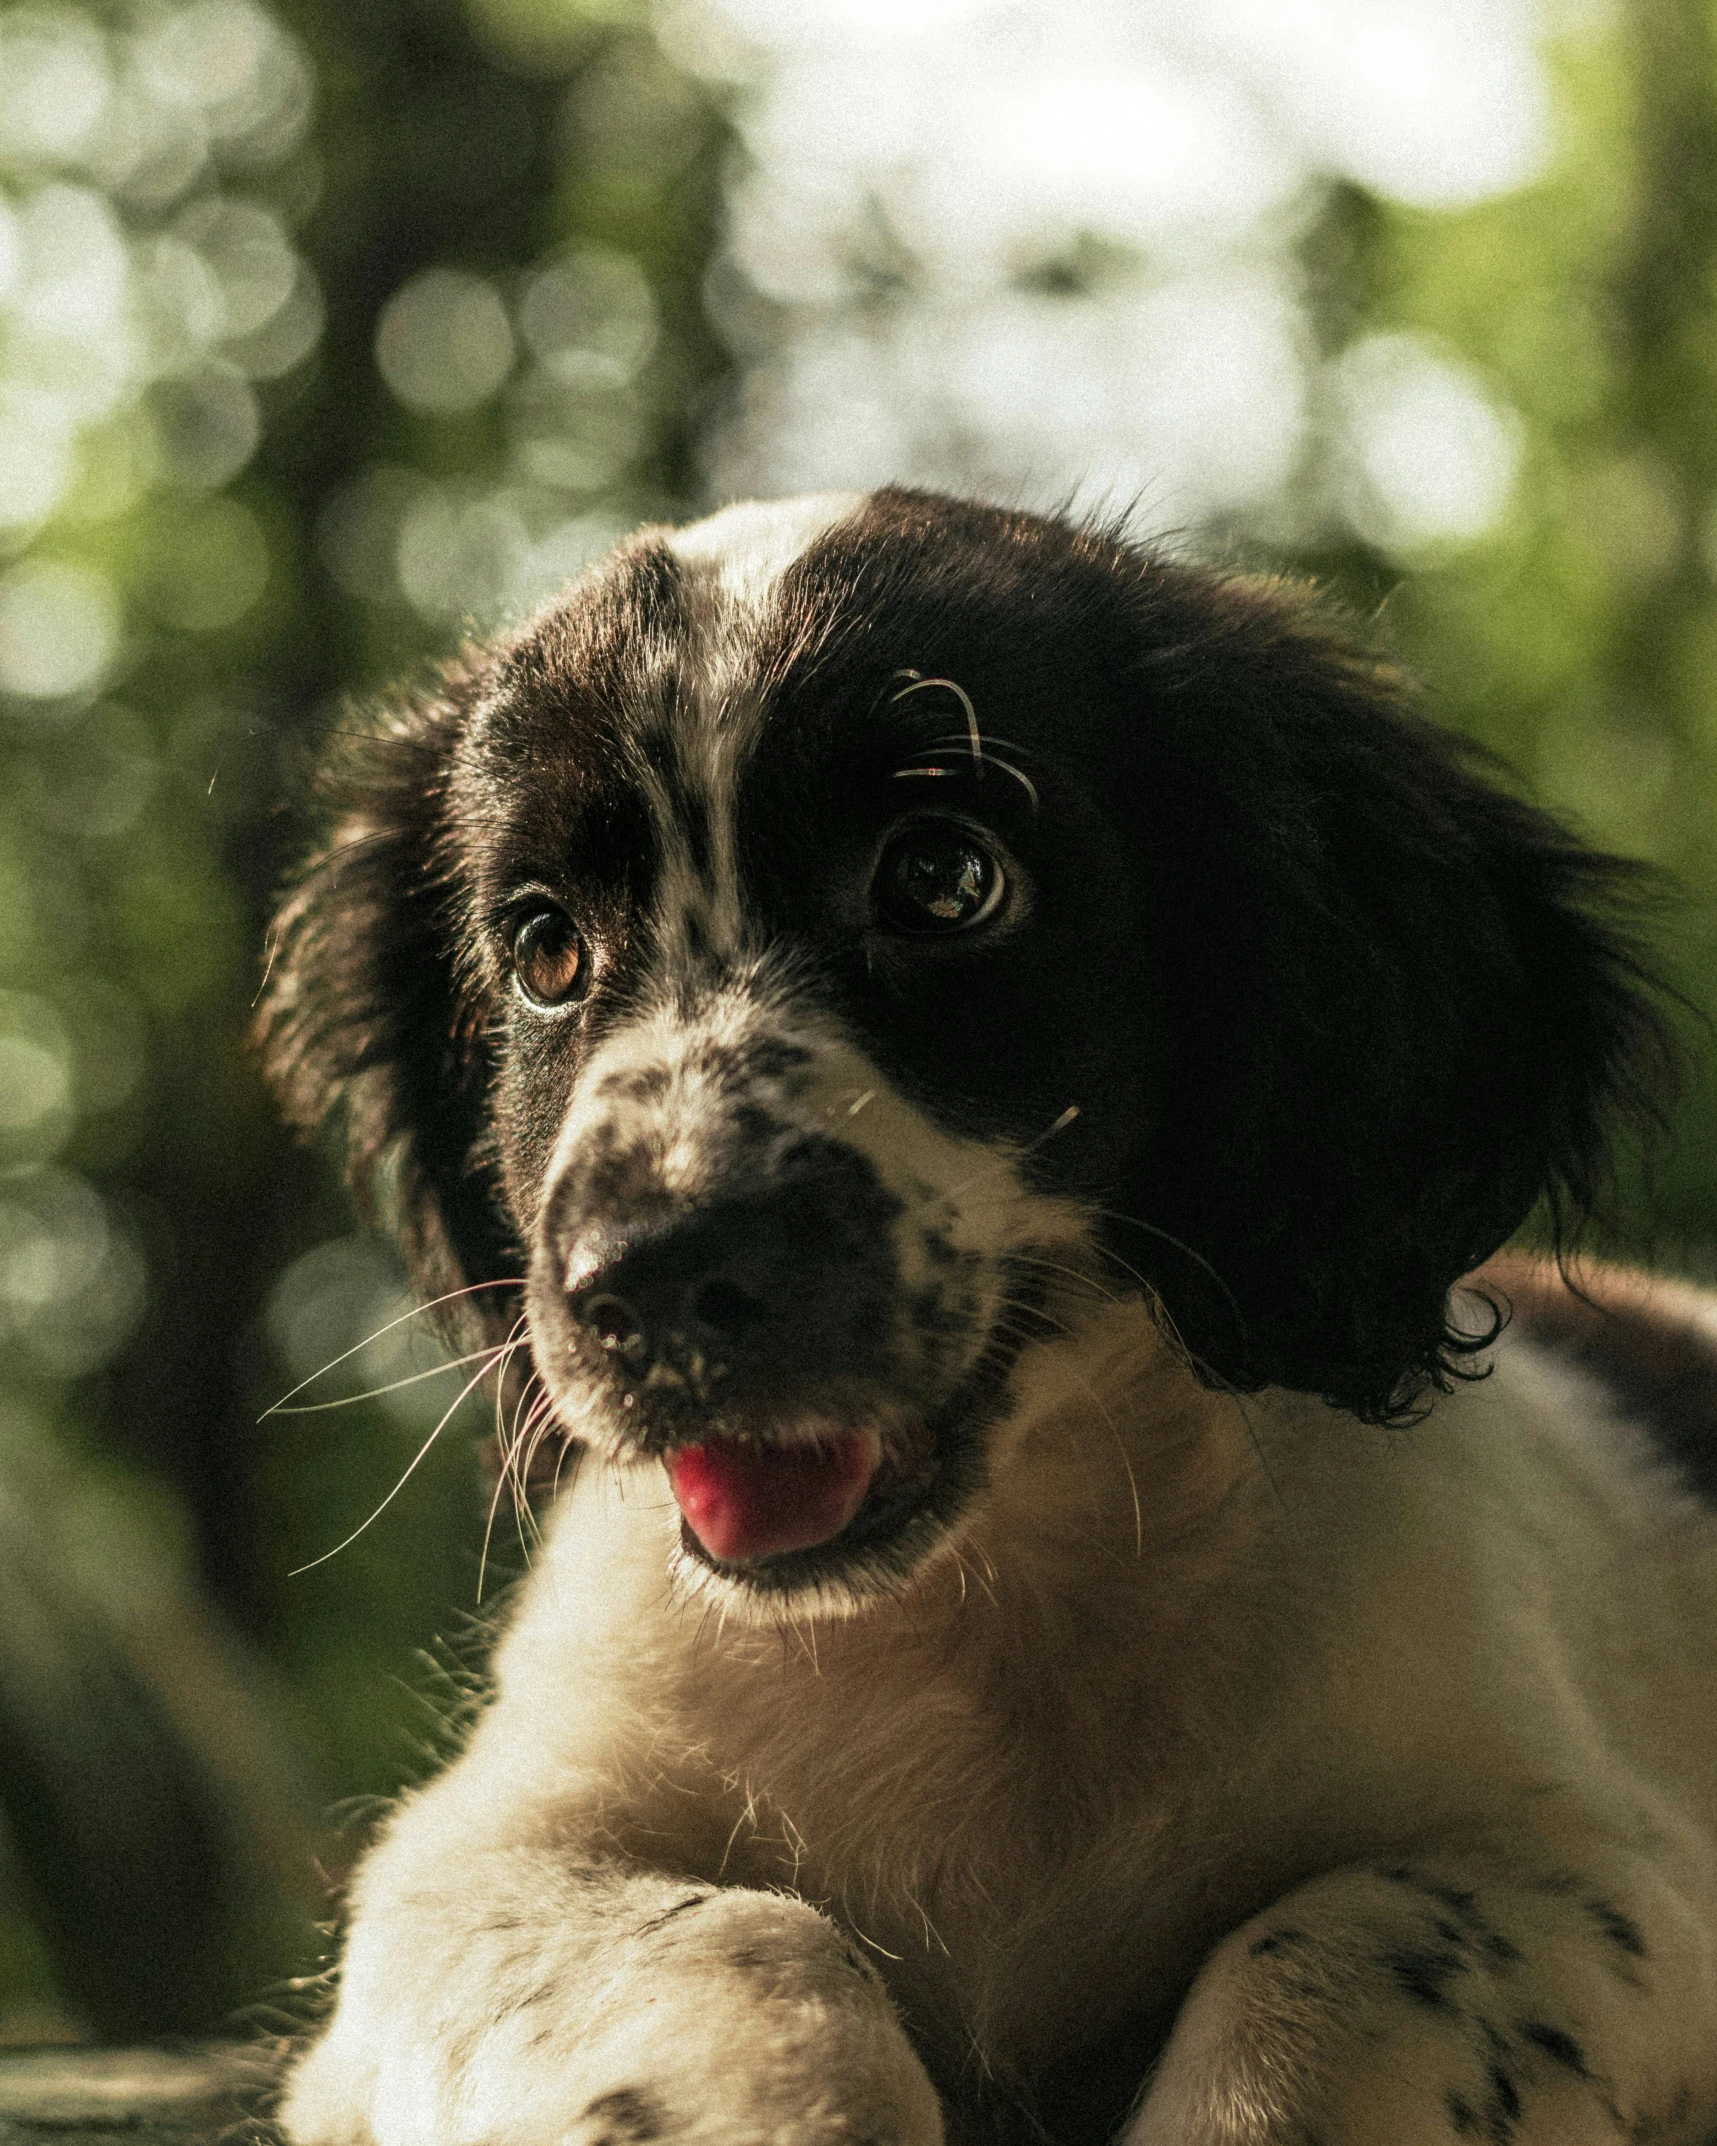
258,489,1676,1422
262,662,517,1319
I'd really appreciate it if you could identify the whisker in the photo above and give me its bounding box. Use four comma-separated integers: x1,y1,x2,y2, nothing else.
1085,1208,1243,1326
302,825,406,878
890,673,984,777
511,1426,556,1559
501,1346,540,1575
261,1277,522,1421
508,1389,558,1500
514,1395,556,1475
252,924,282,1009
476,1320,535,1600
1007,1252,1123,1307
476,1448,515,1607
290,1336,521,1576
952,1545,998,1609
549,1430,581,1504
500,1389,544,1509
945,1104,1080,1202
1056,1250,1283,1516
265,1347,501,1414
1086,1239,1161,1301
918,731,1041,814
1062,1362,1143,1558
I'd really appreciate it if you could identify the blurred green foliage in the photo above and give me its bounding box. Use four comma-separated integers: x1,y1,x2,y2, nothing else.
1294,2,1717,1242
0,0,730,2032
0,0,1712,2041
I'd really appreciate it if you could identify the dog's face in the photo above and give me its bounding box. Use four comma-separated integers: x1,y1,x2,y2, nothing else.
262,489,1667,1605
430,491,1150,1601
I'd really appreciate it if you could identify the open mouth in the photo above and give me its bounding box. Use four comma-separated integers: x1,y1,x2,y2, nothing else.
662,1279,1044,1588
665,1420,935,1567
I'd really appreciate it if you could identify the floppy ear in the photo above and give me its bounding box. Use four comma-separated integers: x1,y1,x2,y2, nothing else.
256,660,519,1333
1110,572,1679,1424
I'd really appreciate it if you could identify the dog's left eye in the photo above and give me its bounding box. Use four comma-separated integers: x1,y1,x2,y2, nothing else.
875,824,1005,934
511,905,586,1008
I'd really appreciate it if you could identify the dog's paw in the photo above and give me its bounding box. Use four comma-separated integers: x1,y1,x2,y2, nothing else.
278,1889,944,2146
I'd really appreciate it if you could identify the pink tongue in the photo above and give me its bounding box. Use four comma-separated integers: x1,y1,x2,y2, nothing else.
667,1432,878,1563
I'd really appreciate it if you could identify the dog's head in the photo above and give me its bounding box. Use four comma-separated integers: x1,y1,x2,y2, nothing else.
260,489,1673,1602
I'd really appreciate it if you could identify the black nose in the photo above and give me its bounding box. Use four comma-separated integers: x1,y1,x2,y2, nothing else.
556,1142,901,1395
569,1268,766,1369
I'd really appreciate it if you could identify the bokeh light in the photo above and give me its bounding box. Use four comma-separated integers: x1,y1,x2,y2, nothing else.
375,268,516,416
0,1167,145,1381
1331,333,1524,551
690,0,1545,546
0,559,118,698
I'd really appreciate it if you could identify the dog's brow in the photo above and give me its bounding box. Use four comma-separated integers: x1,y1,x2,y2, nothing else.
890,673,984,777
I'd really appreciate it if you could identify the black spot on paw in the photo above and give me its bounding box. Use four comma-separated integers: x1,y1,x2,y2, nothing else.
1377,1865,1488,1931
1482,2062,1523,2141
1381,1943,1467,2009
636,1893,711,1936
1446,2063,1525,2146
1447,2090,1482,2137
582,2087,668,2144
1477,2017,1512,2062
1516,2021,1588,2078
1424,1882,1483,1928
1249,1927,1311,1959
1585,1899,1647,1958
1488,2066,1521,2120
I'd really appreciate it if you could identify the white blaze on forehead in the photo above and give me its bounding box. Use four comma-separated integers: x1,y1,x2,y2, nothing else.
665,492,865,614
642,493,865,964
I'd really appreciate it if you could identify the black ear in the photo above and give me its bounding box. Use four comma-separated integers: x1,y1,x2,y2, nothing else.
1109,570,1680,1423
256,662,518,1332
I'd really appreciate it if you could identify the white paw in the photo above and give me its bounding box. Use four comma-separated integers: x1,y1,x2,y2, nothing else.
279,1889,944,2146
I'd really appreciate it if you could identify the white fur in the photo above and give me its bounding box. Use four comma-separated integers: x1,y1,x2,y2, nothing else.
641,496,861,966
283,1300,1717,2145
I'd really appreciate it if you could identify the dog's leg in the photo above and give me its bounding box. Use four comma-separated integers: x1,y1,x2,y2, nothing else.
278,1783,944,2146
1123,1842,1715,2145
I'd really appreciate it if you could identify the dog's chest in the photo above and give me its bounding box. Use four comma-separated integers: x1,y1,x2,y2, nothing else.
613,1627,1199,2059
510,1475,1272,2059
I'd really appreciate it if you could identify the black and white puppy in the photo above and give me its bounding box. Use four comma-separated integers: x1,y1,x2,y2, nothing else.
261,490,1717,2146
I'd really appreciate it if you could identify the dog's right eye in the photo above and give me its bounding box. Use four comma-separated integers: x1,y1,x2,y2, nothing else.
511,905,586,1009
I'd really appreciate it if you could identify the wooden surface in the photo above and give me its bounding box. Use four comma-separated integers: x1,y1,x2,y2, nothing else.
0,2045,277,2144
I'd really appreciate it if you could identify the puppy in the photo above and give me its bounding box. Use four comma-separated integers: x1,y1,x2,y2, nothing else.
260,489,1717,2146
